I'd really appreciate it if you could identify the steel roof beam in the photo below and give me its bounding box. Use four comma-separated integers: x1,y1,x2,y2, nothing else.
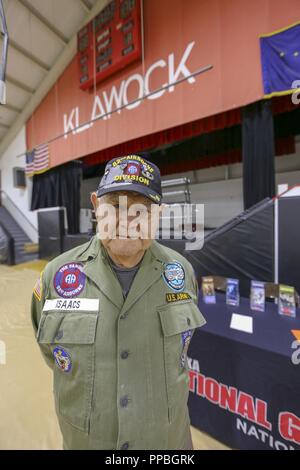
8,38,50,72
17,0,69,45
3,102,22,113
6,75,34,94
79,0,92,13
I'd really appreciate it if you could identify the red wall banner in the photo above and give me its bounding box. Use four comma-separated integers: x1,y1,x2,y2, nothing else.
26,0,300,169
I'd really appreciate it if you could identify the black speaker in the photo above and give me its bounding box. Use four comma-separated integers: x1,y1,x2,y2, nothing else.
38,208,65,260
38,208,65,238
39,237,63,260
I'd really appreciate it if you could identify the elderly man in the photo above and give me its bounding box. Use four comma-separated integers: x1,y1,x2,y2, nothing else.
31,154,206,450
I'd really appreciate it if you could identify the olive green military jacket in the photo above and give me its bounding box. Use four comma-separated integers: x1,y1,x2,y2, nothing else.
31,236,206,450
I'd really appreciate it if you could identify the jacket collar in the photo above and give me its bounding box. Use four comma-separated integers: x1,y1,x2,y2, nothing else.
78,237,166,311
120,245,165,315
76,235,101,262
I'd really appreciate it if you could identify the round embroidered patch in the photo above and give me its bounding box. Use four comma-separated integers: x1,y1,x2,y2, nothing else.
54,262,86,298
124,161,141,176
53,346,72,373
163,262,185,292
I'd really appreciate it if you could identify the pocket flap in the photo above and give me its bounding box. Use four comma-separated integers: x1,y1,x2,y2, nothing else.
158,301,206,337
37,311,98,345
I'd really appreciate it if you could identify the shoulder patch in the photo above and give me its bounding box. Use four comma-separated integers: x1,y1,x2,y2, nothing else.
180,330,193,368
53,346,72,372
53,262,86,298
166,292,191,303
162,261,185,292
33,271,43,301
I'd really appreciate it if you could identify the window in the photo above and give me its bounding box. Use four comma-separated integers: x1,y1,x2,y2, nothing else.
13,167,26,189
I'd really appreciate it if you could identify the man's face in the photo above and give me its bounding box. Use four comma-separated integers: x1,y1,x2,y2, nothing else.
91,191,161,258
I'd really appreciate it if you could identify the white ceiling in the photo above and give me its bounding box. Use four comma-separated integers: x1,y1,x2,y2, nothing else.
0,0,102,145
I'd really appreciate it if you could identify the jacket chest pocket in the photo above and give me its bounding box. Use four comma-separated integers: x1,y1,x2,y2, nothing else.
158,301,206,422
37,310,98,433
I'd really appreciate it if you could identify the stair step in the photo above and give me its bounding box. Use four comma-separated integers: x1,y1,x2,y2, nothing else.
24,243,39,254
0,206,35,265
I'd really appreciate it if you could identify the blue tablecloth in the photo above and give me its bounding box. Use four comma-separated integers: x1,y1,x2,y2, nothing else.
187,293,300,450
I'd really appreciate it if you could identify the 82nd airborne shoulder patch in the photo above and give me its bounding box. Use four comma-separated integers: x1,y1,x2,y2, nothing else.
54,263,86,298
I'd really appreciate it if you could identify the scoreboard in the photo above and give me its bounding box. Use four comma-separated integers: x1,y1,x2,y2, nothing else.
77,0,142,90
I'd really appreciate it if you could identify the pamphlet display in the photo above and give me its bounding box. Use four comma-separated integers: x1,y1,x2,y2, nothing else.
278,284,296,318
226,278,240,307
202,276,216,304
250,280,265,312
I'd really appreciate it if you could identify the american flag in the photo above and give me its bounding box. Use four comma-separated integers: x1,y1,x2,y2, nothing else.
25,143,50,177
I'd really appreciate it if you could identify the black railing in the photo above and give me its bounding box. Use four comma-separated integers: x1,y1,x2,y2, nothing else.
0,189,37,234
0,189,38,266
0,220,15,265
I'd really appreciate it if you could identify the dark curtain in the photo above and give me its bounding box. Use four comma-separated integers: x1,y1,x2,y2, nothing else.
31,161,82,234
242,100,275,210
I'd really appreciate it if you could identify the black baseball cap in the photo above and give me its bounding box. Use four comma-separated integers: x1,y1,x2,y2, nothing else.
97,155,162,204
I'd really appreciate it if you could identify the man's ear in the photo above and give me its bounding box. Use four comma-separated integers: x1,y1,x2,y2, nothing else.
91,192,99,212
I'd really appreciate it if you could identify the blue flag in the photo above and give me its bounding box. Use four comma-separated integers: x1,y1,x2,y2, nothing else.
260,22,300,97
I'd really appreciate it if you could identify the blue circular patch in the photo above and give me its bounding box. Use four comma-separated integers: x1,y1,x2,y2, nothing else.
53,346,72,373
54,262,86,298
163,262,185,292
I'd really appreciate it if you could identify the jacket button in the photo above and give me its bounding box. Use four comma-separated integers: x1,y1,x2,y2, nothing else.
121,442,129,450
120,313,128,320
187,318,191,326
121,351,129,359
120,396,129,408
